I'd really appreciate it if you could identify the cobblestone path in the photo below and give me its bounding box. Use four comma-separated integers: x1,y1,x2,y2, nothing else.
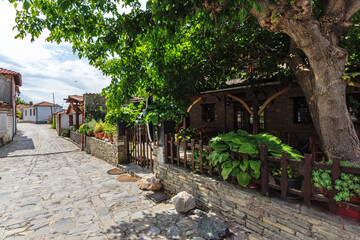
0,123,263,240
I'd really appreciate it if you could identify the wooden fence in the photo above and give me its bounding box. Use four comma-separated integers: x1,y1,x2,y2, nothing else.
127,124,153,170
164,134,360,214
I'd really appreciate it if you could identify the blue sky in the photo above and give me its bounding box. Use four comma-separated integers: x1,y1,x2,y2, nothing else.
0,1,111,108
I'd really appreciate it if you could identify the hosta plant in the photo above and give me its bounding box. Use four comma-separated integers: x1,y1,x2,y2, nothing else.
208,130,303,187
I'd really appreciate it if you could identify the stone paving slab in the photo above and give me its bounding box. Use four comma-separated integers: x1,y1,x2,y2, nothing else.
0,123,264,239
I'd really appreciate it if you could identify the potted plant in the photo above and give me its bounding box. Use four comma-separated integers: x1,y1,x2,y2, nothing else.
312,162,360,220
104,123,117,142
61,129,70,137
78,124,89,135
271,163,303,198
69,125,76,132
95,122,105,139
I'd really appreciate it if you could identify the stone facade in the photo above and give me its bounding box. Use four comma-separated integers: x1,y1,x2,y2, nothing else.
85,136,118,166
70,131,82,145
154,161,360,240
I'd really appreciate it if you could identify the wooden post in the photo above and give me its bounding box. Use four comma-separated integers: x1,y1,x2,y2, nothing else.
252,95,259,134
183,140,187,168
199,140,203,173
280,151,288,199
302,154,312,206
176,140,180,166
191,139,195,171
260,145,269,196
164,134,168,163
330,157,341,214
170,135,174,164
208,147,213,176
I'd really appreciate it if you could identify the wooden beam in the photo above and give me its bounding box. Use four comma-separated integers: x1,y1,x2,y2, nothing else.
257,87,291,116
187,97,202,113
227,94,253,115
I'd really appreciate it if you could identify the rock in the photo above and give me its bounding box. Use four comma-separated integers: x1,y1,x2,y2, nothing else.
166,224,181,239
147,225,161,237
192,209,205,217
172,191,196,213
198,215,229,240
137,176,162,191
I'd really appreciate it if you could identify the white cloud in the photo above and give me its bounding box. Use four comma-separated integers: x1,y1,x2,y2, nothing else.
0,1,111,108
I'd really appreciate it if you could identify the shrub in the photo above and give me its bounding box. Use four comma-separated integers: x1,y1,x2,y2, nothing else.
69,126,76,132
16,110,22,119
86,128,94,136
61,130,69,137
95,122,105,133
87,119,98,132
79,124,90,135
51,117,56,129
104,123,117,136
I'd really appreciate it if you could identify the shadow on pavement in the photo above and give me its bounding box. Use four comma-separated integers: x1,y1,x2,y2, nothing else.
0,131,35,157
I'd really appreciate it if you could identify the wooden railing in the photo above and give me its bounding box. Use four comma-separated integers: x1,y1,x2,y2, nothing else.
165,134,360,214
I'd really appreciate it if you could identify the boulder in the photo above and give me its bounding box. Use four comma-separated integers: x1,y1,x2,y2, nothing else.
137,176,162,191
198,215,229,240
172,191,196,213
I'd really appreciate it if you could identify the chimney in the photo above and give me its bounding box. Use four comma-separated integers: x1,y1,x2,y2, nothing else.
29,101,33,106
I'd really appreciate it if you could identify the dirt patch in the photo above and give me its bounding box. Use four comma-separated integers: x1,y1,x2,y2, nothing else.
117,174,139,182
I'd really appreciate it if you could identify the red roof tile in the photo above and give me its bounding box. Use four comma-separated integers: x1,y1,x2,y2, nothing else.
0,68,22,86
34,101,61,107
66,95,83,103
53,110,67,115
16,104,27,109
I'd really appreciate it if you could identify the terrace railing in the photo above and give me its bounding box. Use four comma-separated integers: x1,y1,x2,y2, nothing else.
164,134,360,215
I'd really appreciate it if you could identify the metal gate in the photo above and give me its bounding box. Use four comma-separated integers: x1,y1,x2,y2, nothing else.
127,124,153,170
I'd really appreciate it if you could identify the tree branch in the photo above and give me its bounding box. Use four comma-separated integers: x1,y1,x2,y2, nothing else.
345,0,360,21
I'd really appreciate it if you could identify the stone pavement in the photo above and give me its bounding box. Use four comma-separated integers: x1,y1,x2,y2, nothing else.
0,123,264,239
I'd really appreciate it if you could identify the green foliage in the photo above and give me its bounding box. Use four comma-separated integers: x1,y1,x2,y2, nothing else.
105,102,144,125
208,130,303,187
175,127,199,142
61,130,69,137
94,121,105,133
312,161,360,202
271,164,301,179
78,124,90,135
104,123,117,136
51,117,56,129
16,97,28,105
69,126,76,132
84,95,107,122
16,110,22,119
143,102,187,125
87,128,94,136
193,149,210,173
87,119,98,132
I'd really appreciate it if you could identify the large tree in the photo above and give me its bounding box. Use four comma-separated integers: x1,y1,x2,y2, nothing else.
9,0,360,164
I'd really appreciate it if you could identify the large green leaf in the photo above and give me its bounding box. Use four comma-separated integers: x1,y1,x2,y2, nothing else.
250,170,261,179
231,167,240,177
238,143,258,156
237,172,252,187
239,159,249,171
221,166,233,180
232,160,241,168
249,160,261,172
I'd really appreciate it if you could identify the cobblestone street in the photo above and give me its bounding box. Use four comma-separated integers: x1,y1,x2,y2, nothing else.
0,123,262,240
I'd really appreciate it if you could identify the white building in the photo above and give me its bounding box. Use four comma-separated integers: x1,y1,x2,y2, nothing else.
22,101,62,123
0,68,21,144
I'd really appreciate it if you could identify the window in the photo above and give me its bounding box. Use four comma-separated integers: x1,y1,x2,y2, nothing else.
202,104,215,122
294,97,312,123
30,109,32,116
33,108,36,116
25,110,27,116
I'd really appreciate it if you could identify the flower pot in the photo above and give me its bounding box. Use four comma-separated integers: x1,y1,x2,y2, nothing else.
328,193,360,220
274,176,303,199
109,135,114,142
117,121,127,136
245,180,259,189
97,132,105,140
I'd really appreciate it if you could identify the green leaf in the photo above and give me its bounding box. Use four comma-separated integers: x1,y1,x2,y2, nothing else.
221,167,233,180
249,160,261,172
238,143,258,156
232,160,240,168
239,159,249,172
231,167,240,177
23,1,30,10
250,170,261,179
237,172,252,187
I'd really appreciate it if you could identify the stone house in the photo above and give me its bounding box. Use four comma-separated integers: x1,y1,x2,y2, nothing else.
0,68,22,144
22,101,62,123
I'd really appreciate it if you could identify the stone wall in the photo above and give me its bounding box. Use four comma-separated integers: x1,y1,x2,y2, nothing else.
155,162,360,240
85,136,118,166
70,131,82,145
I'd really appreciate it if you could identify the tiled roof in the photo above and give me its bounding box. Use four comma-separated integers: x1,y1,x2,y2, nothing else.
66,95,83,103
53,110,67,115
0,68,22,86
16,104,27,109
130,97,144,103
34,101,61,107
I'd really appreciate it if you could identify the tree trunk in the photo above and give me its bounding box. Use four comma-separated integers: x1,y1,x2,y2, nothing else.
284,19,360,165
